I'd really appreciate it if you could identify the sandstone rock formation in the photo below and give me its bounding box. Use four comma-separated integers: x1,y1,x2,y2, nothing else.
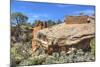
33,23,95,54
32,16,95,55
32,21,48,53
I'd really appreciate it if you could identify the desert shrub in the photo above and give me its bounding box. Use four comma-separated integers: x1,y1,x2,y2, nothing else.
31,55,46,65
58,56,65,63
19,48,95,66
11,47,24,65
84,52,95,62
16,43,32,59
44,55,57,64
11,38,95,66
43,48,95,64
32,45,45,56
65,52,75,63
76,49,84,55
11,42,32,66
52,52,60,60
90,38,95,55
19,59,33,66
20,55,46,65
10,56,16,67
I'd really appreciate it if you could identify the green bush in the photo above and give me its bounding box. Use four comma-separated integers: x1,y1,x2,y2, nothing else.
11,37,95,66
11,42,32,65
11,47,24,66
90,38,95,55
19,55,46,65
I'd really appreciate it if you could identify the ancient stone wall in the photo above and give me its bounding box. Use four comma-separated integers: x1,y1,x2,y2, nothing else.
65,16,90,24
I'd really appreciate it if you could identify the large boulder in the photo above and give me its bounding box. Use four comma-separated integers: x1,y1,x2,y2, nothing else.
33,22,95,54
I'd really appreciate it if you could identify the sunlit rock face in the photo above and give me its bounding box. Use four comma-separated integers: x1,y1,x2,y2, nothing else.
32,16,95,55
32,21,48,53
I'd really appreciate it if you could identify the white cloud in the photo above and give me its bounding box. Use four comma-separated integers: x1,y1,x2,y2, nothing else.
31,14,49,19
32,15,39,18
72,9,95,15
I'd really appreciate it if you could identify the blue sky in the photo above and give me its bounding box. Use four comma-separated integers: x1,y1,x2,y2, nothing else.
11,0,95,23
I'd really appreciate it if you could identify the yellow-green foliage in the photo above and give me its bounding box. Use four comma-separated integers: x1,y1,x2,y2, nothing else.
90,38,95,55
19,55,46,65
11,47,24,64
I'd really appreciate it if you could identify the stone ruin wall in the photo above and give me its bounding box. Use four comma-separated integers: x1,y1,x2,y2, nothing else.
64,16,95,24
